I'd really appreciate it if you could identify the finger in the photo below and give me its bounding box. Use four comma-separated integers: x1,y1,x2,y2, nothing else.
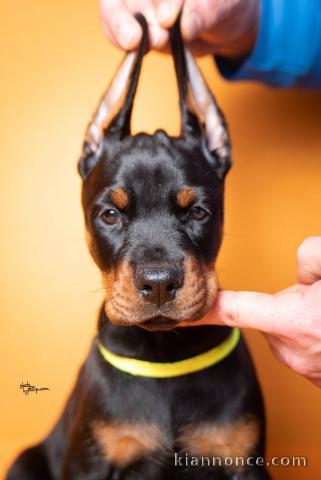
100,0,142,50
179,284,309,335
181,0,225,42
125,0,168,49
208,290,283,334
100,13,119,49
154,0,184,28
297,236,321,285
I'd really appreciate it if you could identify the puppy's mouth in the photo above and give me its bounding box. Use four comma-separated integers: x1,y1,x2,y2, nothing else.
139,316,178,331
102,257,218,329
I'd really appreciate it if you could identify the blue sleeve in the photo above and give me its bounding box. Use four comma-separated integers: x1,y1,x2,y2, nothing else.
216,0,321,88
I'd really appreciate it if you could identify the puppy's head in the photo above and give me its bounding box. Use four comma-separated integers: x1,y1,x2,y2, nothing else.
78,15,232,331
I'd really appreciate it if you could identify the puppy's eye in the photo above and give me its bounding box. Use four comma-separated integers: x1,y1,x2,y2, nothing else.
189,206,208,221
101,209,121,225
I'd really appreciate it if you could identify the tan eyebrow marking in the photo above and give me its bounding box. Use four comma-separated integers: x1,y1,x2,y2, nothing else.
111,187,129,210
177,188,197,208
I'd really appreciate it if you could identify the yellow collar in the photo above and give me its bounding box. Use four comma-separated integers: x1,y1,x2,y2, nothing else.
97,328,240,378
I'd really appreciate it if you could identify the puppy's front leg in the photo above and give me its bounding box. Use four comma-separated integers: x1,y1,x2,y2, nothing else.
62,451,171,480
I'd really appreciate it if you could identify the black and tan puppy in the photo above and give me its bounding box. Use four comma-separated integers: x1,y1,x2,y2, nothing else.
7,15,270,480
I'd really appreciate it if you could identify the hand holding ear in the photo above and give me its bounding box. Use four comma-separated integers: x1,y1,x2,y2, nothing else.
100,0,259,58
100,0,168,51
200,237,321,388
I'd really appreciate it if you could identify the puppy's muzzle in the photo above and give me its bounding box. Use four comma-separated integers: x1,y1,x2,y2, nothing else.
135,265,183,306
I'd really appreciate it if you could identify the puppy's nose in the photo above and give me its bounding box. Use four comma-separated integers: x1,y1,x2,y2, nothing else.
135,266,183,306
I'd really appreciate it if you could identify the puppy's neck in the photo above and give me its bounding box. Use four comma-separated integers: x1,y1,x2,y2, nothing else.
97,305,231,363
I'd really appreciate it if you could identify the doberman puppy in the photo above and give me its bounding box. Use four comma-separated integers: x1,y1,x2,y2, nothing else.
7,15,271,480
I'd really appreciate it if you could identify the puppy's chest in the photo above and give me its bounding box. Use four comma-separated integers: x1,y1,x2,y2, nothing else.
92,374,259,469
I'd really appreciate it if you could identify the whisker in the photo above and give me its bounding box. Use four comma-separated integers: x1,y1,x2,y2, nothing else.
104,293,121,306
90,287,106,294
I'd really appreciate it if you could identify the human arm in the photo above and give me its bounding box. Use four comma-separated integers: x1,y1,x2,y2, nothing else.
216,0,321,88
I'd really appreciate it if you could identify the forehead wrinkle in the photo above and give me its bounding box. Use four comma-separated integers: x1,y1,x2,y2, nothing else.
121,157,184,200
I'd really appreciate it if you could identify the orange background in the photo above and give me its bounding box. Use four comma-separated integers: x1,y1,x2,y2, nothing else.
1,1,321,478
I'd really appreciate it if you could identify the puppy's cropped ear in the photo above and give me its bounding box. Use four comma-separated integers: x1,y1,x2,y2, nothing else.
169,16,232,180
78,14,148,180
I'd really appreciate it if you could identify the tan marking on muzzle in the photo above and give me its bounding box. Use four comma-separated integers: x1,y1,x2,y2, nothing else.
101,262,145,325
176,188,196,208
93,421,167,467
111,187,129,210
178,416,259,461
172,255,218,322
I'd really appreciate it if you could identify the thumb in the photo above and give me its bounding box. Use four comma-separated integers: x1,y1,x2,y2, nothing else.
206,290,280,334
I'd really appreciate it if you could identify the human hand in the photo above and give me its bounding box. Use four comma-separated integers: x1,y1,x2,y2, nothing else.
99,0,259,58
200,237,321,388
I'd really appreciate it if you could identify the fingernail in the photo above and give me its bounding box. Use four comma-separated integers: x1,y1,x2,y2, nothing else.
157,1,172,24
119,23,138,49
183,11,201,40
